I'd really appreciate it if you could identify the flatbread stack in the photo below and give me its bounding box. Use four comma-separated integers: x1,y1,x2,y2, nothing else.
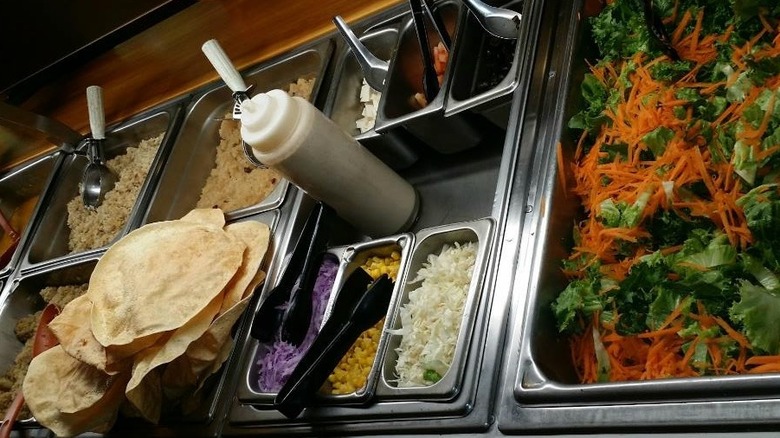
22,208,270,437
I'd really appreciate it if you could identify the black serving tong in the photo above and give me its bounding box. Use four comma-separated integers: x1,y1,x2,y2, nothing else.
250,203,334,343
422,0,451,50
275,273,394,419
642,0,680,61
409,0,441,103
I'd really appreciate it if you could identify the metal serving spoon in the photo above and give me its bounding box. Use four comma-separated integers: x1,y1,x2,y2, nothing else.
201,39,265,168
333,16,390,91
81,86,117,209
0,304,60,438
462,0,522,40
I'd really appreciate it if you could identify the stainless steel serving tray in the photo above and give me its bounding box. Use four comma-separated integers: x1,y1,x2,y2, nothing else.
323,22,424,170
140,39,332,226
0,152,62,277
0,257,97,429
20,102,183,274
498,0,780,432
318,234,413,404
219,0,548,432
238,231,413,406
375,0,488,155
377,218,494,401
238,244,349,405
445,0,527,128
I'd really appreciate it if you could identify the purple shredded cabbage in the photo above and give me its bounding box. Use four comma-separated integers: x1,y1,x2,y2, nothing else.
255,255,339,392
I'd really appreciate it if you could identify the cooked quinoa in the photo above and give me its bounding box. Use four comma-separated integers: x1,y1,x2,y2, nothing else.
67,133,164,253
195,77,316,213
0,284,88,418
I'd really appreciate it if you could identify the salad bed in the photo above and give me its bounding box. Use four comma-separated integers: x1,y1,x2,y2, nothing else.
553,0,780,383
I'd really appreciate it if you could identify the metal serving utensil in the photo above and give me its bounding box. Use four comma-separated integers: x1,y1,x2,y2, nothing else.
410,0,441,103
201,39,266,168
250,203,332,343
333,16,390,91
462,0,522,40
0,304,60,438
81,86,118,209
422,0,451,49
642,0,680,61
274,274,394,419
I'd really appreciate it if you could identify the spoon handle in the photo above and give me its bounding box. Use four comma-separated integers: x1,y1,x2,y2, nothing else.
0,391,24,438
86,85,105,140
201,39,248,93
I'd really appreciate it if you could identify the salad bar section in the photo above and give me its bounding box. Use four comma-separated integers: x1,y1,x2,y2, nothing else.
500,0,780,433
2,0,780,436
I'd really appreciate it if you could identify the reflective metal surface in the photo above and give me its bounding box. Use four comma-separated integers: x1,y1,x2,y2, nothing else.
446,0,526,126
0,153,61,277
20,103,183,273
498,0,780,432
140,40,332,226
378,218,494,401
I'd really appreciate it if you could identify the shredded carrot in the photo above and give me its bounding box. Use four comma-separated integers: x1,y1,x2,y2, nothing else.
563,4,780,384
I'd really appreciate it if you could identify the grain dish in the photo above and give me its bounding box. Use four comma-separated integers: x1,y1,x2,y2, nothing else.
0,284,88,419
195,77,316,213
67,133,164,253
22,209,270,435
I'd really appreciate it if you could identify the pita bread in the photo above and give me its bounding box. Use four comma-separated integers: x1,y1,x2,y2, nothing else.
125,290,224,413
23,345,129,436
180,208,225,228
162,294,253,396
219,221,270,314
89,221,245,346
49,295,108,372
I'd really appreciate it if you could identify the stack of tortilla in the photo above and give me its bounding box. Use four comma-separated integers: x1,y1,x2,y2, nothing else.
22,208,270,436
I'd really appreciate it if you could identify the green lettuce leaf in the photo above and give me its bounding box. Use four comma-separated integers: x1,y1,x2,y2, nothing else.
730,281,780,354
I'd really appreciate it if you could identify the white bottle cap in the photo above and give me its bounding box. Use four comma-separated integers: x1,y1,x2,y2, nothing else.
240,89,299,154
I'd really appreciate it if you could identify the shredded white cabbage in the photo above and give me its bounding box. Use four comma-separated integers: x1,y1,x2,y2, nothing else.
391,241,477,387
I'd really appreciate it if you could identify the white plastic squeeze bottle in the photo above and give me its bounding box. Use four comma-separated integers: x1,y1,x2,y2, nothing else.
240,89,419,237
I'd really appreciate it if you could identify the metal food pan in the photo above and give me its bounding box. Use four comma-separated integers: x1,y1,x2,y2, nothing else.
445,0,532,127
238,245,348,405
500,0,780,430
0,152,62,277
20,104,181,273
238,233,413,408
375,1,487,154
141,40,332,226
324,24,423,170
316,234,413,405
0,257,97,428
377,218,493,401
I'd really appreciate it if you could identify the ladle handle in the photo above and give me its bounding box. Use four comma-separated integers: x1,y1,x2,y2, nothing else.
333,16,389,91
202,39,248,93
86,85,105,140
